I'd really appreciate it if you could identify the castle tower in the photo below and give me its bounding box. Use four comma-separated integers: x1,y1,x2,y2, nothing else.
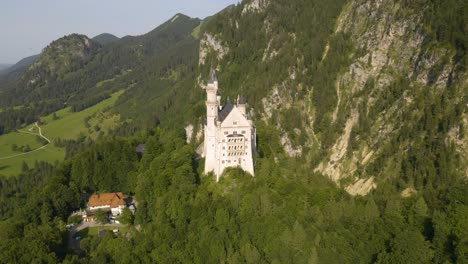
204,69,219,174
237,95,246,116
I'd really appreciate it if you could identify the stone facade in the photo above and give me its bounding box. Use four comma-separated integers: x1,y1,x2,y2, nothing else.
203,70,256,181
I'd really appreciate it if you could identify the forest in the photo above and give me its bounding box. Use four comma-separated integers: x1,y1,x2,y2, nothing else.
0,127,466,263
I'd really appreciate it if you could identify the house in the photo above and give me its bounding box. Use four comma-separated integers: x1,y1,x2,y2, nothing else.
82,210,95,222
203,69,256,181
88,192,126,216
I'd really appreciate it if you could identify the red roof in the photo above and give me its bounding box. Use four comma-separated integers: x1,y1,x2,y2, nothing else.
88,192,125,208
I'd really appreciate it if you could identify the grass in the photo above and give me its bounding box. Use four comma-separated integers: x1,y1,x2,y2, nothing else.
96,70,130,88
0,132,42,157
191,20,204,39
0,90,124,177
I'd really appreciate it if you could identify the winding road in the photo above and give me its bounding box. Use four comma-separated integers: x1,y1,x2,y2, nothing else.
0,122,51,160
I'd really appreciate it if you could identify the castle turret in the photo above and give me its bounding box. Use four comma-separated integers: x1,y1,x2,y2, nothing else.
206,69,219,126
204,69,219,174
237,95,246,116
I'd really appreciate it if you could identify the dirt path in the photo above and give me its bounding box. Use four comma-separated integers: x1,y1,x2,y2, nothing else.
0,122,51,160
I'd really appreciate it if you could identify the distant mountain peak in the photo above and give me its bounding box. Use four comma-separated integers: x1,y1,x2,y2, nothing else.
92,33,120,45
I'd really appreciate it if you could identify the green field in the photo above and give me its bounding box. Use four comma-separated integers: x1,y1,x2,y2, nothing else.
191,20,204,39
0,90,124,177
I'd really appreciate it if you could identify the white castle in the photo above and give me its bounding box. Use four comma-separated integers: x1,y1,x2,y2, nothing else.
203,70,256,181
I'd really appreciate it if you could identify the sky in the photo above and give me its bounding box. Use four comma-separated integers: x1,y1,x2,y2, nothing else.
0,0,239,64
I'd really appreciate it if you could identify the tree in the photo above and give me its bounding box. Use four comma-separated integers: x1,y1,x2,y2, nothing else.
118,207,134,225
21,161,29,172
377,230,434,264
67,215,82,225
94,209,108,224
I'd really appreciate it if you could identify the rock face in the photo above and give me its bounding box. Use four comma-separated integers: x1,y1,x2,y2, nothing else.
345,177,377,196
199,33,229,66
242,0,268,15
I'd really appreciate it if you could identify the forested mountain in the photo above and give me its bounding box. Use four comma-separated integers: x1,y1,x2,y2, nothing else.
196,0,467,195
0,54,39,86
0,0,467,263
0,14,201,134
0,63,11,71
92,33,120,45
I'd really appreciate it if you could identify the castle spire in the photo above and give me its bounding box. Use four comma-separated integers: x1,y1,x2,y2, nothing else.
208,68,218,84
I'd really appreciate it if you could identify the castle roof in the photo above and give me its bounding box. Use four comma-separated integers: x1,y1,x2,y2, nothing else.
218,103,234,122
88,192,125,208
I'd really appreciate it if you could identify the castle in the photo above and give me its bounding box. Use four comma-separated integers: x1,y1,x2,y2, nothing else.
203,70,256,181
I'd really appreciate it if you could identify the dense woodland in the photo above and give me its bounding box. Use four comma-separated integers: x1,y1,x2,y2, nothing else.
0,128,466,263
0,0,467,263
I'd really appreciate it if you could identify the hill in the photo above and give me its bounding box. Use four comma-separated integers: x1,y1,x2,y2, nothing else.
0,64,12,71
0,14,201,135
0,14,201,172
196,0,467,195
0,54,39,85
0,90,123,176
92,33,120,45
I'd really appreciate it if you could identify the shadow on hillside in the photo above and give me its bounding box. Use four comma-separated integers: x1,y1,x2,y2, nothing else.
0,165,11,171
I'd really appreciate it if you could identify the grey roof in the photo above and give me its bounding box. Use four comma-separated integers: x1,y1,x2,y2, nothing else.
208,68,218,84
218,103,234,122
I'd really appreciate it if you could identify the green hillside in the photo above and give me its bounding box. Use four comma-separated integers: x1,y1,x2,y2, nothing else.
92,33,120,45
0,90,123,176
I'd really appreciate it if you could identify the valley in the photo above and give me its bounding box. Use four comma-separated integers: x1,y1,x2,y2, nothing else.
0,90,123,176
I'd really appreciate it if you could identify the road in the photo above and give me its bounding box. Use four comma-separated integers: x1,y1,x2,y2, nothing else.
0,122,51,160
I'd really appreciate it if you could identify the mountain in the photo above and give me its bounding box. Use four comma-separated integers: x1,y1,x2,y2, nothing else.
1,2,465,193
196,0,467,195
0,63,12,71
0,54,39,85
0,14,201,134
92,33,120,45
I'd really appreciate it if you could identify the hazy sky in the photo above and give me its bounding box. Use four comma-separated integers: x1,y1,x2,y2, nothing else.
0,0,239,64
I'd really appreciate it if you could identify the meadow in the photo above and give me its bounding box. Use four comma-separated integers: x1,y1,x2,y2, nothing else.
0,90,124,176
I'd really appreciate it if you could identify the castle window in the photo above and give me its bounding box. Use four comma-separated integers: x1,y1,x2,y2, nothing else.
222,161,225,164
233,131,237,134
224,131,228,135
233,122,237,125
242,131,246,134
223,147,225,150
